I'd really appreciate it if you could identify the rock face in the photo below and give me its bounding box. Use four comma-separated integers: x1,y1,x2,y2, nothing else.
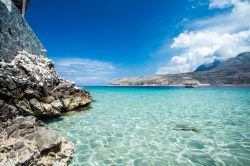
111,52,250,86
0,116,74,165
0,51,92,118
0,51,92,165
1,1,92,165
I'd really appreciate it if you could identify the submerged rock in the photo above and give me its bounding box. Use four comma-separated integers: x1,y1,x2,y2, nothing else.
173,124,203,133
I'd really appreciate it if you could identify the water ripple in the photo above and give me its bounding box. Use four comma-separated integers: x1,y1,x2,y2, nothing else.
46,87,250,166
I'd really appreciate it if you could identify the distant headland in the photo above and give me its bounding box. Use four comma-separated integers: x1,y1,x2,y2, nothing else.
111,52,250,86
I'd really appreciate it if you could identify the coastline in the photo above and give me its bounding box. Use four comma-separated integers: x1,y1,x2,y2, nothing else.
1,0,250,165
0,51,92,165
109,84,250,87
0,1,93,165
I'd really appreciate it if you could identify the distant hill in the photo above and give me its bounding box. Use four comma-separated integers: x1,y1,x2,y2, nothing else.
194,60,221,72
211,52,250,73
111,52,250,86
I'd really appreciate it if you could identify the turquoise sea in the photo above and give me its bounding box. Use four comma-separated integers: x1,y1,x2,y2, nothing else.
46,86,250,166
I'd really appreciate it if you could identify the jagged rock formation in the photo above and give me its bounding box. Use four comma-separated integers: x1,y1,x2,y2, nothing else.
1,1,92,165
0,51,92,118
111,52,250,86
0,51,92,165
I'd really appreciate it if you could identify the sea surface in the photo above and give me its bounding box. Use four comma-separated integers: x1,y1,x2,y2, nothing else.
46,86,250,166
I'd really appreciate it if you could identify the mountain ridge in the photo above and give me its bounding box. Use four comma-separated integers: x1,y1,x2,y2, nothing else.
111,52,250,86
194,60,221,72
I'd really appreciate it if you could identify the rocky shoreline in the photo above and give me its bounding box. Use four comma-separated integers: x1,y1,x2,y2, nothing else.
111,52,250,86
0,51,92,165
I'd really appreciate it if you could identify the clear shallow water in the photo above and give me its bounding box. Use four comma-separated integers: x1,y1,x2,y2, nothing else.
46,86,250,166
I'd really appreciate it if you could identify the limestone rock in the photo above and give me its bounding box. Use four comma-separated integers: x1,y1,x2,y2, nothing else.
0,100,19,122
1,2,90,164
15,99,33,115
16,146,33,165
24,88,41,99
29,98,44,115
0,51,92,117
0,51,92,165
42,103,60,116
0,116,74,166
44,96,55,103
25,127,62,153
68,96,91,110
51,99,63,111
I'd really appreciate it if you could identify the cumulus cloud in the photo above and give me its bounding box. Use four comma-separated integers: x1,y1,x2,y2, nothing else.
55,58,117,85
156,0,250,75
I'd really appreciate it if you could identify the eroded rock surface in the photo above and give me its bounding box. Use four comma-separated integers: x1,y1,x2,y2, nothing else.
0,51,92,118
0,116,74,165
0,51,92,165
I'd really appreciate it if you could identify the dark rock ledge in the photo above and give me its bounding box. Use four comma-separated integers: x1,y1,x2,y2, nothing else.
0,51,92,165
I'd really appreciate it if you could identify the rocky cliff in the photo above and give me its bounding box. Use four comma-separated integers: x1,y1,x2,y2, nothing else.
111,52,250,86
0,0,92,165
0,51,92,119
0,51,92,165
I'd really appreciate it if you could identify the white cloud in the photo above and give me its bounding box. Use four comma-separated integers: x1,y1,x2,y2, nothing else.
189,0,209,8
209,0,237,8
156,0,250,75
55,58,117,85
195,0,250,33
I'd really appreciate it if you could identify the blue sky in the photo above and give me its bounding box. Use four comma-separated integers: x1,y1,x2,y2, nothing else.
25,0,250,85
